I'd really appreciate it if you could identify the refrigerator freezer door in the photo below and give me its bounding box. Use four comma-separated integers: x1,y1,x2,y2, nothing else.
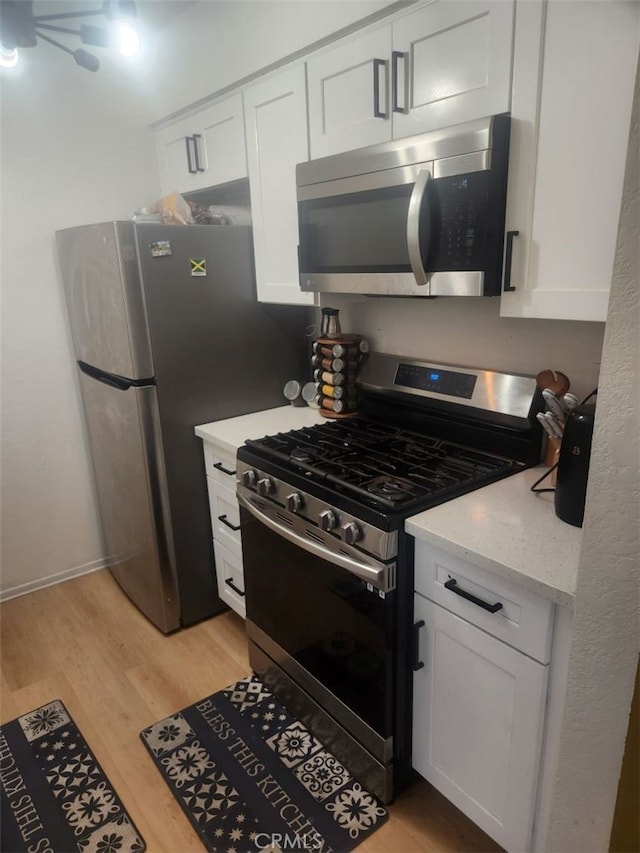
78,368,180,632
57,222,154,380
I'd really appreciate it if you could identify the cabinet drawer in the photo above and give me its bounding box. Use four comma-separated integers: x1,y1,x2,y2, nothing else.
414,542,553,663
203,443,238,487
214,540,246,619
207,478,242,555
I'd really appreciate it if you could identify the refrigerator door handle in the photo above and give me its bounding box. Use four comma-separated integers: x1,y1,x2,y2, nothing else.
78,361,154,391
79,361,132,390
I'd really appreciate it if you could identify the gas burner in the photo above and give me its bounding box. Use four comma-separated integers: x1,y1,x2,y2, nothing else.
366,476,417,502
291,446,316,463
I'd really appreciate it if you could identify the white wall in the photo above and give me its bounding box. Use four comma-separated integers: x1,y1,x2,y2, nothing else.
0,40,160,596
329,295,604,401
545,60,639,852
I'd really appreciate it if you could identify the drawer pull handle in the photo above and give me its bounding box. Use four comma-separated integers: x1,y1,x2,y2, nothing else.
213,461,236,476
412,620,425,671
218,514,241,532
444,578,503,614
225,578,245,597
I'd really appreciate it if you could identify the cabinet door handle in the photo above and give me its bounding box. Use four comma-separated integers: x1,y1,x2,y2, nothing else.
373,58,388,119
218,514,241,532
391,50,408,113
225,577,245,597
185,136,197,174
412,620,425,671
503,230,519,292
192,133,205,172
213,461,236,476
444,578,503,614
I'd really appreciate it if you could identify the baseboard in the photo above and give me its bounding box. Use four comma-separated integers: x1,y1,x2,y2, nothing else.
0,557,110,603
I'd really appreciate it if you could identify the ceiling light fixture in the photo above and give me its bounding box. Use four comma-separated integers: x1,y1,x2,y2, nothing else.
0,0,139,72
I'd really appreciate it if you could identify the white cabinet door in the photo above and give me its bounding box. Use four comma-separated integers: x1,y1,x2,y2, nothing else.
392,1,514,139
243,65,315,305
194,94,248,189
501,0,639,321
307,26,392,158
412,594,548,853
155,114,205,197
155,94,248,196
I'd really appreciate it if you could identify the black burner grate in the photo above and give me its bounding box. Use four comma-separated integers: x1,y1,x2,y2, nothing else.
245,419,518,512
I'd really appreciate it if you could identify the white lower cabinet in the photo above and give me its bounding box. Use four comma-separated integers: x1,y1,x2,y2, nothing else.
207,478,242,556
202,441,246,619
213,540,246,619
412,543,552,852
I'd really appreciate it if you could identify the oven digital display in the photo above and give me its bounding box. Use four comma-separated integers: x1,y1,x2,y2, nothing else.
394,364,477,398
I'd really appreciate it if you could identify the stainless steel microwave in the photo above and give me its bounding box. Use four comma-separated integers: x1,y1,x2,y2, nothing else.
296,114,512,297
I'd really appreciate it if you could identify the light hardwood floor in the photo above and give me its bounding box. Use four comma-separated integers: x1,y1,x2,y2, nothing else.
1,570,501,853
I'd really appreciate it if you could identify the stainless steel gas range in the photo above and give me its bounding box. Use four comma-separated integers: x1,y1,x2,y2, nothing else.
236,353,544,803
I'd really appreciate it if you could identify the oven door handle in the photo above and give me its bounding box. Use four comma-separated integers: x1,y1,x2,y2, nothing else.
406,168,431,288
238,495,394,593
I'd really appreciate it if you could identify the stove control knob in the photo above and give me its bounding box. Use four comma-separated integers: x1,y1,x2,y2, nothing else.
318,509,337,532
242,469,257,488
256,477,274,496
286,493,304,513
340,521,361,545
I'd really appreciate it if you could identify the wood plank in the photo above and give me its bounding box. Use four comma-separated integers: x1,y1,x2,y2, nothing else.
1,569,502,852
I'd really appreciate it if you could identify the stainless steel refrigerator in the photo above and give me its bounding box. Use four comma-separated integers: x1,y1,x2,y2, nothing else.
56,221,310,633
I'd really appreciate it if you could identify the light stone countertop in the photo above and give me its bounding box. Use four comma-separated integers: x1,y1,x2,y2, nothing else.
405,466,583,606
194,405,325,456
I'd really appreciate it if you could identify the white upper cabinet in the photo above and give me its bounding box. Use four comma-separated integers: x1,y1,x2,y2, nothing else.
243,65,315,305
307,0,514,159
155,94,248,196
392,0,514,139
307,27,393,159
501,0,639,321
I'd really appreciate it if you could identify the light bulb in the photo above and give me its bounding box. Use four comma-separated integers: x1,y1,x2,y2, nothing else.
0,46,19,69
117,24,139,57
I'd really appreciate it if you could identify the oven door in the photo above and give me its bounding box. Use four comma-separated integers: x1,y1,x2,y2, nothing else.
238,493,396,751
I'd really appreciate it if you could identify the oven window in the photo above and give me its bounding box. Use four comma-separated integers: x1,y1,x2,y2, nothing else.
241,508,395,738
298,184,413,274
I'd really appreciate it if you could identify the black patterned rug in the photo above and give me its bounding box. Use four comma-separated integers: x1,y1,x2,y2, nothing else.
140,675,388,852
0,699,145,853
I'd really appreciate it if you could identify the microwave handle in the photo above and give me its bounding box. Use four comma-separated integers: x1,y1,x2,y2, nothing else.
407,169,431,287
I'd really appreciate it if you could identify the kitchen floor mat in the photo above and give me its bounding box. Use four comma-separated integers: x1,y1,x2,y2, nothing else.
140,674,388,852
0,699,145,852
